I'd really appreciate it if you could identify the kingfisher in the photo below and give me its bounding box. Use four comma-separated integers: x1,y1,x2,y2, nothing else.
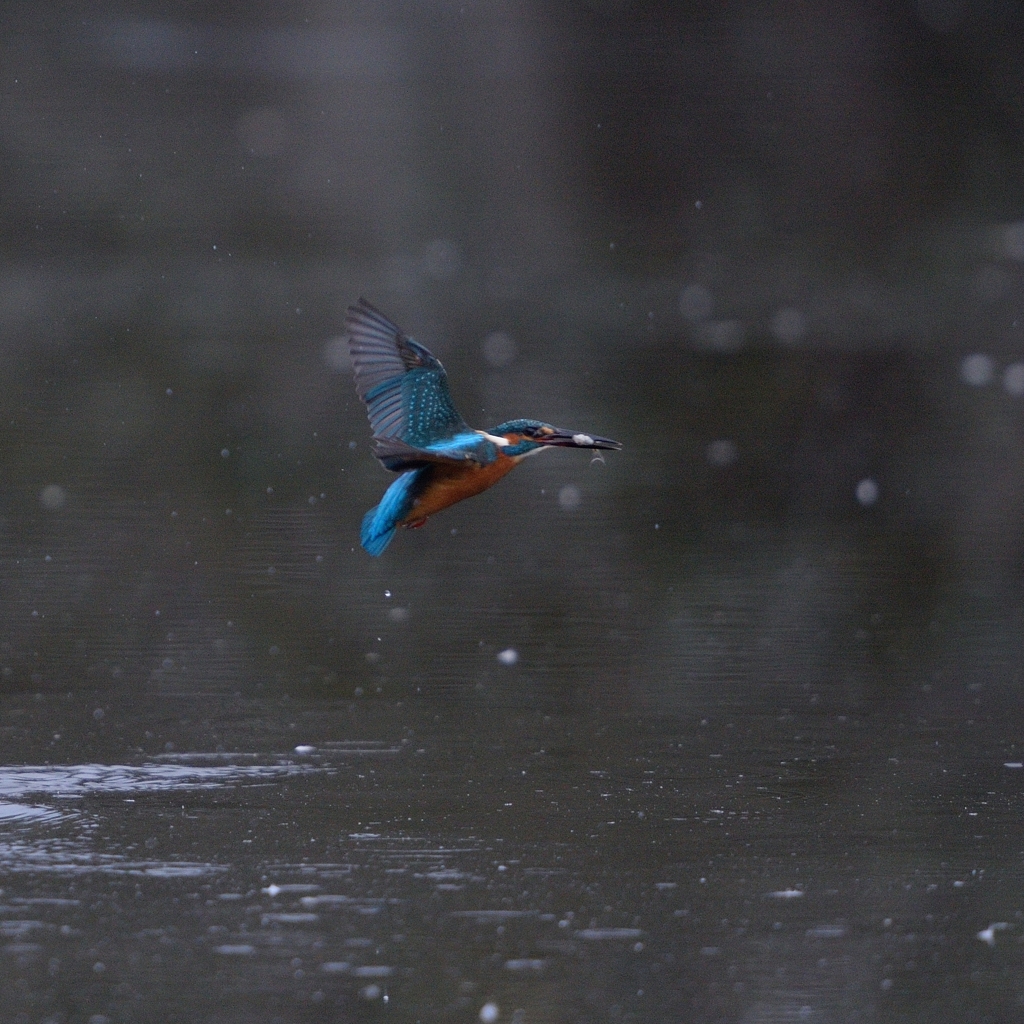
346,299,621,555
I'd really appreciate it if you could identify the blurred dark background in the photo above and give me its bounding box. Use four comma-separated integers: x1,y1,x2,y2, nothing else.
2,0,1024,708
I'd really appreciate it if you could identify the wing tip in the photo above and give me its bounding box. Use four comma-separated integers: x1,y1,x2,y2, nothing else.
346,297,394,331
352,295,375,315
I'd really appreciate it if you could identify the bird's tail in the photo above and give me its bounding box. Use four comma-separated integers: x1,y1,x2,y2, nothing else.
361,505,396,556
360,469,422,556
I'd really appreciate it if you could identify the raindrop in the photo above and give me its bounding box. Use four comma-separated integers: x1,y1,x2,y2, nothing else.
497,649,519,666
323,336,350,372
221,448,230,458
856,479,879,506
482,332,517,368
693,320,744,353
1004,222,1024,261
961,353,994,386
480,1003,500,1023
558,484,581,511
215,944,256,957
770,307,806,345
706,440,737,467
977,921,1009,946
1003,363,1024,396
320,961,350,973
39,484,67,511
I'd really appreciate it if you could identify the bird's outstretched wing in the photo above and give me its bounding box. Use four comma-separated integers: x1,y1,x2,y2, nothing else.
371,434,496,472
346,300,482,470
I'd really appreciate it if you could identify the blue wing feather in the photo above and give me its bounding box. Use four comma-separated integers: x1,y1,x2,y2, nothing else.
372,432,498,471
346,300,440,399
362,378,406,439
346,300,473,468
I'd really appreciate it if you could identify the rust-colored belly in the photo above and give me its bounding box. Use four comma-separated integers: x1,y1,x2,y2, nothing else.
398,456,518,526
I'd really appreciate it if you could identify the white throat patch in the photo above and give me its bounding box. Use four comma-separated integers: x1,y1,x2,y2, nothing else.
476,430,510,447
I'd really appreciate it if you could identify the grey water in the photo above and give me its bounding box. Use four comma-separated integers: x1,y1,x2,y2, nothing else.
1,682,1023,1022
5,2,1024,1021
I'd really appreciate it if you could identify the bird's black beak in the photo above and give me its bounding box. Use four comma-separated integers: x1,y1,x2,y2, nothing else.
537,427,623,451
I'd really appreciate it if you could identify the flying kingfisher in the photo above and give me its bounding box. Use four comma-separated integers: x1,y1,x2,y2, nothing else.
346,299,622,555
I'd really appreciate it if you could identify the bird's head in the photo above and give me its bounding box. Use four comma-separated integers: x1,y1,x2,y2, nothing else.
488,419,622,458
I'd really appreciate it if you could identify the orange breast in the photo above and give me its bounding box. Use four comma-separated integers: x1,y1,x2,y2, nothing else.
398,454,518,525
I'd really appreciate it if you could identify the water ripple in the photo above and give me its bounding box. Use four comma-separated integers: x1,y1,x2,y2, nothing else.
0,762,319,798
